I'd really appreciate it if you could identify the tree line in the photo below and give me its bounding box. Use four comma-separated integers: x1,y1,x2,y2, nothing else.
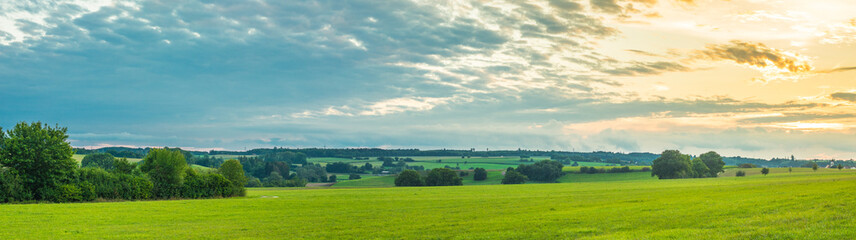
0,122,246,203
651,150,726,179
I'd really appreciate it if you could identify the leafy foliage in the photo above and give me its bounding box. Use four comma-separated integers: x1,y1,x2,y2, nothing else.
651,150,692,179
219,159,247,197
515,160,564,182
698,151,725,177
501,169,527,184
394,169,424,186
0,122,77,200
473,168,488,181
141,148,188,199
425,168,462,186
81,153,116,170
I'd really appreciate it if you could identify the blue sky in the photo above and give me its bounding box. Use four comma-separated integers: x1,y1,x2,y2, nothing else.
3,0,856,159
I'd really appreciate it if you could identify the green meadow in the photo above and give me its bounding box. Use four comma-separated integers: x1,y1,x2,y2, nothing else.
2,168,855,239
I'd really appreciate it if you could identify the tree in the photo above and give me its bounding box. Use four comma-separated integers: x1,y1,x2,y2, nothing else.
328,175,337,182
735,170,746,177
263,172,285,187
473,168,488,181
788,167,792,173
698,151,725,177
738,163,757,168
113,158,134,174
395,169,424,186
0,122,77,200
651,150,692,179
501,169,527,184
838,165,844,170
515,160,564,182
425,168,463,186
812,163,819,172
140,148,188,199
761,168,770,176
691,158,710,178
81,153,116,170
219,159,247,196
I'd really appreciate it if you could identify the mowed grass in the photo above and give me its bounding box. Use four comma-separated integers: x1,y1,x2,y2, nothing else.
3,169,856,239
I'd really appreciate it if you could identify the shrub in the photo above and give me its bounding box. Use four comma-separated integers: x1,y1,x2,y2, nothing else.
246,177,262,187
328,175,337,182
56,184,82,203
640,167,651,172
77,181,97,202
140,148,188,199
425,168,463,186
459,171,469,177
0,168,31,203
348,173,361,180
219,159,247,197
395,170,424,186
82,153,116,170
736,171,746,177
473,168,487,181
761,168,770,176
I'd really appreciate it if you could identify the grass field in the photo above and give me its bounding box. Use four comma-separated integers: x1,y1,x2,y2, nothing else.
72,154,143,163
2,169,855,239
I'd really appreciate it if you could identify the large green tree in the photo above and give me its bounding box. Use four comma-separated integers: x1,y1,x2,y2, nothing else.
691,158,710,178
698,151,725,177
651,150,692,179
473,168,488,181
394,169,424,186
140,148,188,199
501,169,527,184
82,153,116,170
515,160,564,182
425,168,463,186
219,159,247,196
0,122,77,200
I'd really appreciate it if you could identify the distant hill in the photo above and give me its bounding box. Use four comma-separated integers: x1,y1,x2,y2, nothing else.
74,147,850,168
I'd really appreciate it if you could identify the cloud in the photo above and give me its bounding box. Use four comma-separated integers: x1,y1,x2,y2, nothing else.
831,92,856,102
601,61,689,76
695,40,814,82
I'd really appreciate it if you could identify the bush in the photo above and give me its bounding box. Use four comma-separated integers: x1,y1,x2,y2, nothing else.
473,168,488,181
328,175,337,182
246,177,262,187
640,167,651,172
77,181,97,202
219,159,247,197
425,168,462,186
395,170,424,186
736,170,746,177
761,168,770,176
0,168,31,203
348,173,361,180
501,170,527,184
77,167,153,200
82,153,116,170
56,184,82,203
141,148,188,199
459,171,469,177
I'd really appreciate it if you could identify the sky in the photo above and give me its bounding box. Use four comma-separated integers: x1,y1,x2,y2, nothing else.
1,0,856,159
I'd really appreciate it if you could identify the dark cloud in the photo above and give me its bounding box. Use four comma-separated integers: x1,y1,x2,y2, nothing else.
831,92,856,102
697,40,813,73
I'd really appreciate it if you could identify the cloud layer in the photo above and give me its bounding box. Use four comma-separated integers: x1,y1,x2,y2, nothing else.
2,0,856,159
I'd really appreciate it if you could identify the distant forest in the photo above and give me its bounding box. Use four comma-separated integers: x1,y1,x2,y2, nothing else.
73,147,853,168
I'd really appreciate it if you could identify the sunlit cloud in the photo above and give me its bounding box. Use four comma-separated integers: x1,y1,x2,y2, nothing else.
695,40,814,82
